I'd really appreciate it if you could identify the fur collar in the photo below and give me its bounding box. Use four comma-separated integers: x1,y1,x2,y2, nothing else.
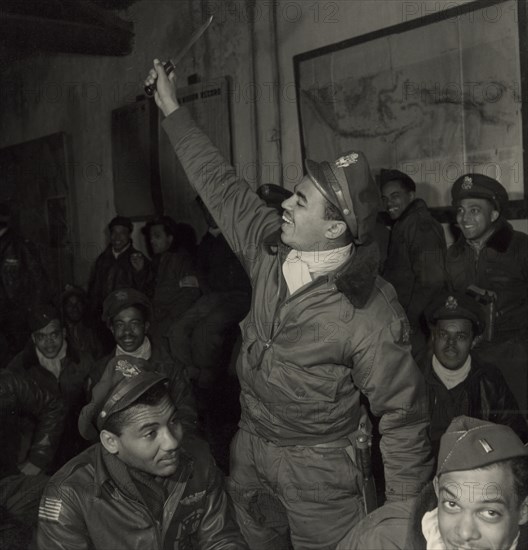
268,233,379,309
453,218,513,254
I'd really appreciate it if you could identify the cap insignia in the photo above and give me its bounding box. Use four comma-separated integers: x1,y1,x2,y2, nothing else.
335,153,359,168
445,296,458,310
115,359,141,378
115,290,128,301
461,176,473,190
479,438,493,453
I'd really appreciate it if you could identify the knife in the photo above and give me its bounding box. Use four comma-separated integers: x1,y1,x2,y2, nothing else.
144,15,213,97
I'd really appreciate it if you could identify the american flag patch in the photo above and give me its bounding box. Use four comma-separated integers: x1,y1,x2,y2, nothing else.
39,497,62,522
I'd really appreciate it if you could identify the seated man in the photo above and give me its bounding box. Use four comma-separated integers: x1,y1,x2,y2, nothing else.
0,369,64,548
8,305,91,471
423,291,528,454
91,288,197,433
381,169,447,361
337,416,528,549
37,356,248,550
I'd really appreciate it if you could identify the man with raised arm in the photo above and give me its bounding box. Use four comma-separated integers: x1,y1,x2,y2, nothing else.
144,61,433,549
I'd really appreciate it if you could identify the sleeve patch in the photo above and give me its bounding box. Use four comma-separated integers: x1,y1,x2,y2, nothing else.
39,497,62,522
179,275,199,288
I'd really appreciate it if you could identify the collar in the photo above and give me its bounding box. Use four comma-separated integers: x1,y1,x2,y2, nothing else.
115,337,151,360
112,242,131,259
432,354,471,389
275,238,379,309
395,198,428,223
453,218,514,254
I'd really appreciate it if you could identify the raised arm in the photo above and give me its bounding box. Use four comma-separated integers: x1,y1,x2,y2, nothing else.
145,61,282,269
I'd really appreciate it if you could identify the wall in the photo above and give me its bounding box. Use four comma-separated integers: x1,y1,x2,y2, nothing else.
0,0,516,286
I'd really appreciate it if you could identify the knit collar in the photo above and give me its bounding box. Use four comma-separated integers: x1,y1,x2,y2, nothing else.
432,354,471,390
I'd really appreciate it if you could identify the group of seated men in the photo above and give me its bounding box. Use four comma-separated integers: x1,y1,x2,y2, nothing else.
0,60,527,550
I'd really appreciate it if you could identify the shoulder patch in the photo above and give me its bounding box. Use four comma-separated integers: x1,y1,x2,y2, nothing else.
39,497,62,522
179,275,199,288
390,318,411,346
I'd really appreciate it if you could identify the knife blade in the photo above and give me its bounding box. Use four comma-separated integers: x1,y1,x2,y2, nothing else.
144,15,213,97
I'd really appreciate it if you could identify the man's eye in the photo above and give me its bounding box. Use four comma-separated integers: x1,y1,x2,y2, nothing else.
144,431,156,439
470,208,480,215
481,509,501,521
442,500,459,511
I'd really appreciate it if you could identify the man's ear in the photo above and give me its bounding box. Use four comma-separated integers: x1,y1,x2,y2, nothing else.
324,220,347,240
433,476,439,499
144,320,150,334
100,429,119,455
518,496,528,526
491,209,499,223
409,191,416,202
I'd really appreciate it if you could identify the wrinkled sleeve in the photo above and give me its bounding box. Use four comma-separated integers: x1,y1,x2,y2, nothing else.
350,318,433,502
197,464,249,549
8,372,66,471
37,480,92,550
162,108,281,274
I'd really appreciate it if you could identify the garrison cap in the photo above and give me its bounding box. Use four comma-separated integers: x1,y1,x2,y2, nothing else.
108,215,133,233
451,173,509,212
426,291,485,336
28,304,61,333
78,355,168,441
437,416,528,476
102,288,152,324
306,151,381,245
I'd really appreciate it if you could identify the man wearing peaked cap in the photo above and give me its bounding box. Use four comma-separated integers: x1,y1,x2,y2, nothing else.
38,355,248,550
337,416,528,549
421,291,527,456
447,173,528,413
145,61,433,548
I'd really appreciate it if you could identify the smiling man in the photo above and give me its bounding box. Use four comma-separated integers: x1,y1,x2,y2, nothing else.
144,61,433,549
89,288,197,434
337,416,528,549
380,169,447,361
37,356,247,550
447,174,528,413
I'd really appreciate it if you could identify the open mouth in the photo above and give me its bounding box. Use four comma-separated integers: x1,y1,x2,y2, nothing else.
282,213,293,225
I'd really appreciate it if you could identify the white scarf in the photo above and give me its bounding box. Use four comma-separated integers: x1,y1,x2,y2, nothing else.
422,507,519,549
115,336,152,360
282,244,352,295
432,354,471,390
36,340,67,379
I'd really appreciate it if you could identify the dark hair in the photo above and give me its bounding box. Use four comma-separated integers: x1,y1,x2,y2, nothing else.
323,199,352,243
103,381,170,435
143,217,196,257
380,169,416,193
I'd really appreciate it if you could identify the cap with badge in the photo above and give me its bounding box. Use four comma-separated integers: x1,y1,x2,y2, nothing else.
451,173,509,212
305,151,381,245
28,304,61,333
437,416,528,476
102,287,152,324
108,216,133,233
78,355,168,441
425,291,485,335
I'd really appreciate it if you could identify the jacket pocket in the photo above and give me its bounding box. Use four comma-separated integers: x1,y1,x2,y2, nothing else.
266,361,340,403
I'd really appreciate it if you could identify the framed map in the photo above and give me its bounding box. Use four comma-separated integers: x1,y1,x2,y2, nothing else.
294,0,527,220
